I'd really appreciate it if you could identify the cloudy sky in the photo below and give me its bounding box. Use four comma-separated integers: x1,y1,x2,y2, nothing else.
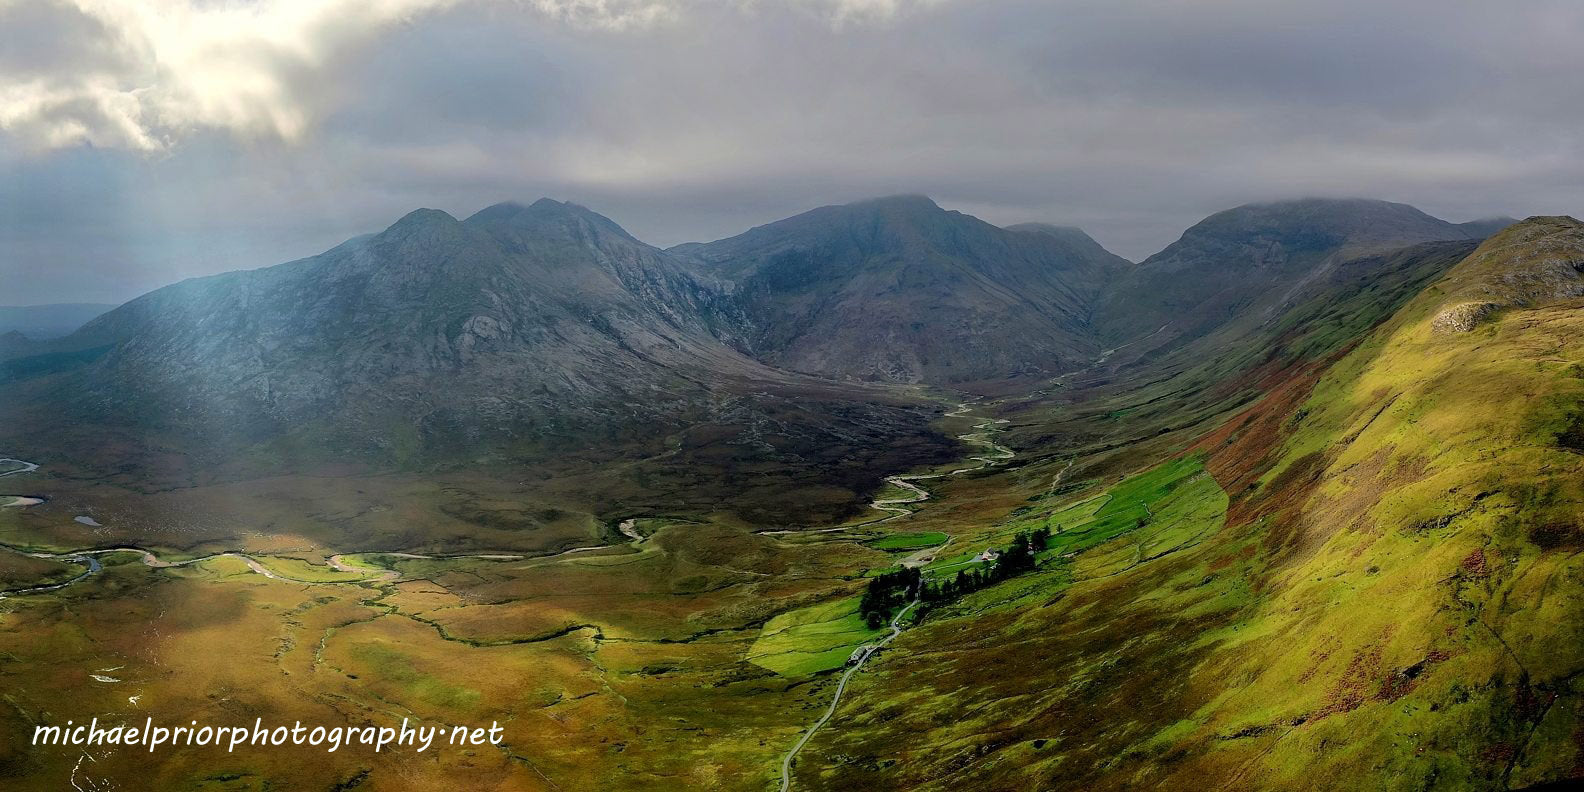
2,0,1582,305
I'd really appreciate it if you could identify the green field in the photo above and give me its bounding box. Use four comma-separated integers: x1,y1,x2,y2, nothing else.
746,597,884,676
866,531,948,550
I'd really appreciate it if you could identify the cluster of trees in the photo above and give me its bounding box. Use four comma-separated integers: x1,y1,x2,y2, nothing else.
918,525,1051,611
859,524,1054,629
859,567,922,628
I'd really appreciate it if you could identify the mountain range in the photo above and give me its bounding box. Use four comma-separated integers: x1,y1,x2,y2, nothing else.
0,195,1516,489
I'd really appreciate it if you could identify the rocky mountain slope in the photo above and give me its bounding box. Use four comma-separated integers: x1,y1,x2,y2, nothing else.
0,195,1520,510
0,200,957,508
9,201,732,453
1428,215,1584,332
675,195,1126,385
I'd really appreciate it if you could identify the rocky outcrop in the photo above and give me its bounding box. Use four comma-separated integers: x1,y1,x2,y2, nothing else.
1431,301,1499,333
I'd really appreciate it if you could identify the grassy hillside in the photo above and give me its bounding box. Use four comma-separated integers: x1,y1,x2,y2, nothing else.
793,217,1584,790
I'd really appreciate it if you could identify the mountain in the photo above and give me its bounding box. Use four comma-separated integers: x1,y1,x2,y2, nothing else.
1003,222,1133,267
28,200,738,447
1091,198,1483,349
1454,216,1519,238
0,302,116,340
0,195,1523,515
674,195,1127,385
0,200,955,507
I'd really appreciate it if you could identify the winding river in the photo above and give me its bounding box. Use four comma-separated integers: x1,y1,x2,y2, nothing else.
761,402,1014,537
1,403,1014,790
0,460,657,597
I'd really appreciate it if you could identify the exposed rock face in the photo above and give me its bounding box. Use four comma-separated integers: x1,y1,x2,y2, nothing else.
1431,301,1499,333
1428,216,1584,332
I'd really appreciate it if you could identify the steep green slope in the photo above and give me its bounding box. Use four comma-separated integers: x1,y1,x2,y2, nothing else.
792,216,1584,790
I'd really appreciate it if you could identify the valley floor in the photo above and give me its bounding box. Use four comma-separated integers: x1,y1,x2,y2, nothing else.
0,402,1019,791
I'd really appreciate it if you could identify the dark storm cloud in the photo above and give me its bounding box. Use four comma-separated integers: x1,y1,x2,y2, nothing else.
3,0,1582,304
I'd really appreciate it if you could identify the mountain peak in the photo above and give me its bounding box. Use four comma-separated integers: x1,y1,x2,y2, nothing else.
386,207,459,230
463,198,641,246
1170,197,1468,258
849,194,941,212
676,194,1120,384
1204,196,1435,227
465,198,604,222
372,208,468,252
1091,196,1476,345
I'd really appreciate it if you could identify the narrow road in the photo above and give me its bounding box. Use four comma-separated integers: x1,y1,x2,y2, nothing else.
780,595,919,792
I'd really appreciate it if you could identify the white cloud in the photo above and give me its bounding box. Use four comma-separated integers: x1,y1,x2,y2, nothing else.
0,0,475,150
0,0,945,152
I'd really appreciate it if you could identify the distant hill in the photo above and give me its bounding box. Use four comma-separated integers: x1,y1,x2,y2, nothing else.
1091,198,1484,348
1454,216,1519,239
675,195,1127,385
0,302,116,340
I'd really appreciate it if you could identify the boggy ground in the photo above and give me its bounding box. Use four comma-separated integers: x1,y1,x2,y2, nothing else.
0,519,882,789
